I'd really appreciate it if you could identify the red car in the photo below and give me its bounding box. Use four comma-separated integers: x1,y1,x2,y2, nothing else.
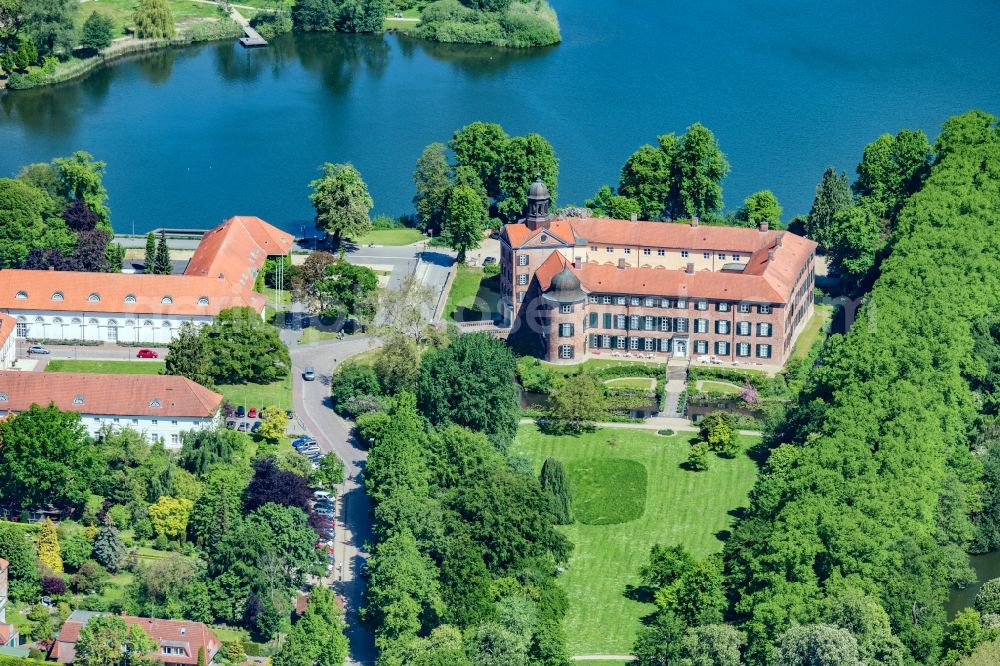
247,407,258,418
136,349,158,358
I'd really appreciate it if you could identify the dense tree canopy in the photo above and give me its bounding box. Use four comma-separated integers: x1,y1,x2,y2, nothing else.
442,183,487,263
806,167,852,249
309,162,373,246
132,0,174,39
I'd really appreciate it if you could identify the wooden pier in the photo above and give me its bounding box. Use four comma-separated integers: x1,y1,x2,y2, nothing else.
239,25,267,48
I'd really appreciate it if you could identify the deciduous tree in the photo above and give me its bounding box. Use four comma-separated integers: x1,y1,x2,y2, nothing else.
673,123,730,219
413,142,452,233
449,121,509,202
442,183,486,263
309,162,373,246
545,374,606,433
497,133,558,222
539,457,572,525
75,615,158,666
776,624,860,666
585,184,641,220
132,0,174,39
741,189,782,228
618,143,673,220
148,496,194,542
258,406,289,444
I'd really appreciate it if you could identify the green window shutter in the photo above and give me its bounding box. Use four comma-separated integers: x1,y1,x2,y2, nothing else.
589,312,598,327
604,313,612,329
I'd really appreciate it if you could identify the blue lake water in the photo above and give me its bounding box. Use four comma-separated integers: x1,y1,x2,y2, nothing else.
1,0,998,235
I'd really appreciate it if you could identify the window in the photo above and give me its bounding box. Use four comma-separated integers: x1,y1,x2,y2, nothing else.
644,316,654,330
170,434,180,445
73,395,84,405
517,254,528,266
51,291,64,301
161,296,173,304
629,337,640,350
560,304,573,314
197,296,209,305
602,296,612,304
589,312,598,327
644,338,655,351
624,248,631,254
758,305,772,314
171,420,179,426
602,335,612,348
736,342,751,357
151,419,158,425
93,417,100,422
660,298,671,308
616,296,626,305
559,345,573,359
733,254,741,262
756,344,773,359
676,299,687,309
715,341,730,355
125,294,137,304
88,292,100,302
659,317,671,332
15,290,27,299
517,291,526,303
657,249,665,256
630,297,640,306
590,245,598,252
694,319,708,334
131,419,139,425
644,298,655,307
716,320,731,335
681,250,689,258
603,313,612,328
703,252,710,259
738,303,752,313
695,301,708,311
616,336,626,349
0,393,7,402
717,302,730,312
113,417,120,423
16,322,27,337
559,323,574,337
615,314,627,329
629,315,640,329
717,253,726,260
757,322,772,337
606,247,614,253
588,295,599,303
643,248,651,255
540,234,548,243
149,398,161,408
517,274,528,285
674,318,690,333
736,321,751,336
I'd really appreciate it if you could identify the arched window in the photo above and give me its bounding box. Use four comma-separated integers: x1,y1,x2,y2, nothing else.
88,318,99,325
143,320,154,327
52,317,63,324
71,317,82,324
125,320,135,327
107,319,118,326
72,395,85,405
124,294,137,304
34,316,44,323
15,291,27,299
161,296,173,305
149,398,161,408
0,393,8,402
88,293,100,302
52,291,64,301
197,296,209,306
162,321,172,327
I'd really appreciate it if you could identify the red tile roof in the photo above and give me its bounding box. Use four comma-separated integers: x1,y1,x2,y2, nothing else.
0,314,15,348
54,614,220,666
0,271,265,316
185,216,294,290
0,623,17,646
0,372,223,418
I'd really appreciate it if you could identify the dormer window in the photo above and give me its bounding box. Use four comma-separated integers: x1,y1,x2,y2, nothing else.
197,296,209,305
161,296,173,304
540,234,548,243
52,291,64,301
149,398,161,408
73,395,84,405
88,293,100,302
0,392,7,401
15,291,27,299
125,294,137,304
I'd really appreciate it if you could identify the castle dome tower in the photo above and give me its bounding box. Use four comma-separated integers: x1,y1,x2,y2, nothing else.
524,174,551,231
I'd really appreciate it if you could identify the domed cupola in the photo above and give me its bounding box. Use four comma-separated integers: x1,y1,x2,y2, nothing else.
543,266,586,304
524,174,551,230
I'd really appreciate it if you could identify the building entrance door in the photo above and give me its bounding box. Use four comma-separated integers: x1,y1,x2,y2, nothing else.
673,338,688,358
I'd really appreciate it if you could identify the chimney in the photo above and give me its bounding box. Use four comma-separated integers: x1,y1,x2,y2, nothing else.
767,249,775,262
691,216,699,228
630,212,638,224
685,262,695,275
777,234,784,247
573,257,582,269
617,258,626,270
759,221,768,232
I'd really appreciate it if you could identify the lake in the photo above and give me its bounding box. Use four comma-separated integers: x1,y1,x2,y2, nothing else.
1,0,999,235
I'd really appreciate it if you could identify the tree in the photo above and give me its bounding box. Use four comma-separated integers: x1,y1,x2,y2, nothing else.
163,322,214,386
313,260,378,319
618,143,673,220
258,406,289,444
37,518,63,573
698,412,738,457
336,0,389,32
678,624,746,666
633,610,687,666
854,129,931,219
823,590,905,666
584,184,641,220
0,524,41,602
0,403,101,510
827,203,883,288
309,162,373,246
330,361,381,415
539,458,572,525
741,190,782,228
243,457,314,516
203,307,291,384
465,622,529,666
449,121,510,202
180,428,247,476
153,231,171,274
942,609,988,662
497,134,558,222
51,151,111,229
373,334,421,395
375,274,437,343
545,374,606,433
686,442,709,471
806,167,852,249
673,123,730,219
975,578,1000,614
189,466,248,551
417,333,520,450
291,0,339,31
273,587,349,666
776,624,860,666
312,453,345,489
413,142,451,233
20,0,75,57
0,177,49,267
442,184,487,263
132,0,174,38
61,530,94,571
75,615,158,666
92,520,126,573
80,11,114,51
148,496,194,542
62,196,99,231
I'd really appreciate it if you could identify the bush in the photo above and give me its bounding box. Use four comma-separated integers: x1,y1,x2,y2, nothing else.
415,0,560,47
251,11,292,40
40,575,67,596
71,560,108,594
657,429,674,437
976,578,1000,615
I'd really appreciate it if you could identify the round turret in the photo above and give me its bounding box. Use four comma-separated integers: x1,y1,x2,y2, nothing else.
543,266,586,304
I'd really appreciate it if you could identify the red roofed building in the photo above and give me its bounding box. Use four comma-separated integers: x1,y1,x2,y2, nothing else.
498,178,817,366
51,611,221,666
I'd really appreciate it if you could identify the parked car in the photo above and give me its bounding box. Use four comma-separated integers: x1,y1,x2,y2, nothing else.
237,421,249,431
251,421,262,433
314,490,332,500
247,407,258,419
301,446,321,455
27,344,50,355
293,437,315,449
225,420,236,429
303,367,316,381
136,348,158,358
483,256,497,265
286,409,294,419
235,406,246,418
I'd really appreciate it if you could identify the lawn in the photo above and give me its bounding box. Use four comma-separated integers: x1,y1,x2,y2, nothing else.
695,379,741,394
45,359,166,374
445,265,501,322
216,375,293,411
299,327,341,344
542,358,665,377
352,228,426,246
512,425,760,656
789,304,833,361
75,0,225,37
604,377,657,391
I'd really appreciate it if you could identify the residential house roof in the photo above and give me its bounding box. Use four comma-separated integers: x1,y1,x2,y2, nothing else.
0,314,15,348
0,372,223,418
184,216,294,291
52,613,221,665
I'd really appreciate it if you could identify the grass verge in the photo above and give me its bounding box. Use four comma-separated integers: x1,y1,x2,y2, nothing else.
216,375,293,411
352,228,426,246
604,377,657,391
512,425,760,656
445,265,501,322
790,304,833,361
45,359,166,374
696,380,741,394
